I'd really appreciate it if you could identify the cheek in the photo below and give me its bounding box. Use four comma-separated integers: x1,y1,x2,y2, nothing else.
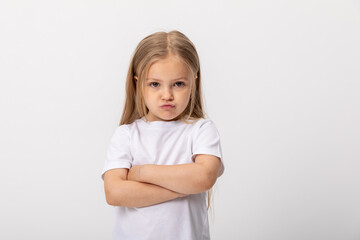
181,89,192,104
143,89,153,100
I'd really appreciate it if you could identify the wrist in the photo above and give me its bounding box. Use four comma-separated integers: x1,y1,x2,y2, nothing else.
138,165,144,181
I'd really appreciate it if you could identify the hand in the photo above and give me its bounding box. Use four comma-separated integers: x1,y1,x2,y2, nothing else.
127,165,144,182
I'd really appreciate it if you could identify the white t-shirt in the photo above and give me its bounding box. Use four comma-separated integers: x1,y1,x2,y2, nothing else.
102,117,224,240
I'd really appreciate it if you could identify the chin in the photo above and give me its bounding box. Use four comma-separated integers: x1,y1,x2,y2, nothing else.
163,117,177,121
161,115,181,121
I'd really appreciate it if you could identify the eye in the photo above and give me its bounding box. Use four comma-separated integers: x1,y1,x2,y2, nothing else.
149,82,160,88
174,82,185,87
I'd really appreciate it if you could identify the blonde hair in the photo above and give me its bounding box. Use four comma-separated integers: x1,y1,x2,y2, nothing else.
120,30,205,125
119,30,213,209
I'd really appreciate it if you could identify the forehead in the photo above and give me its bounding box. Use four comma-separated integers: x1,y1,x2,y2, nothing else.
146,55,192,80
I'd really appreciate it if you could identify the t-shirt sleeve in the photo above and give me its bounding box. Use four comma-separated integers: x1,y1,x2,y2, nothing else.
192,119,225,177
101,125,133,180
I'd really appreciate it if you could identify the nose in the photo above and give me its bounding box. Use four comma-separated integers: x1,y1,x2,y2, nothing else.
161,86,174,101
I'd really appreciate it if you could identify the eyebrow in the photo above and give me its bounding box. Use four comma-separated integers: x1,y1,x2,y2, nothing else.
146,77,188,82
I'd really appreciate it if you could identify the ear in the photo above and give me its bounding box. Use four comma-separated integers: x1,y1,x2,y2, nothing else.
134,75,138,83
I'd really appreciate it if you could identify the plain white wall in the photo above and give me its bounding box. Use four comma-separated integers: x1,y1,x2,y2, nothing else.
1,0,359,239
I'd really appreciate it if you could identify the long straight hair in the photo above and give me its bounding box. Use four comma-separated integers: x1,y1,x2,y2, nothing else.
120,30,205,125
119,30,213,209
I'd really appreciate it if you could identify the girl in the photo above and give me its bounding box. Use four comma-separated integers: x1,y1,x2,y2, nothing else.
102,30,224,240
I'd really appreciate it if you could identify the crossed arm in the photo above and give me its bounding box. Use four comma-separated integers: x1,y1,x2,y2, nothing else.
103,154,221,208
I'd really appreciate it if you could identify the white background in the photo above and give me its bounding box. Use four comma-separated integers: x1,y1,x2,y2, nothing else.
1,0,360,239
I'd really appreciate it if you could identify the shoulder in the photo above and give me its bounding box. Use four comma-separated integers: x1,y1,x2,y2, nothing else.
110,123,133,144
188,118,220,141
114,124,130,136
197,118,215,126
115,119,142,134
193,118,219,132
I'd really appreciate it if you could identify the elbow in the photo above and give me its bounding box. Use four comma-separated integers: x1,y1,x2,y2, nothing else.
106,196,116,206
105,188,116,206
103,169,130,206
200,171,218,191
194,155,221,193
190,167,218,193
105,186,125,207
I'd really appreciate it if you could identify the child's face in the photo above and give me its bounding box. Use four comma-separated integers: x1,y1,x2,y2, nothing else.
143,54,193,122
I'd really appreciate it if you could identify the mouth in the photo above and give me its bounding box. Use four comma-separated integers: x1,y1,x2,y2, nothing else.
161,104,175,110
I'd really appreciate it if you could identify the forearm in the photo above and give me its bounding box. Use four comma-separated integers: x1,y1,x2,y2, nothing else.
106,180,185,208
130,163,213,194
